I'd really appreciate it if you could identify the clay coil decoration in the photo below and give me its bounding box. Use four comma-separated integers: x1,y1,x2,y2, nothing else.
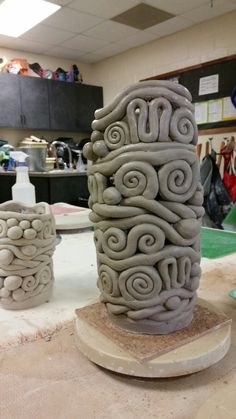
84,80,203,334
0,201,56,309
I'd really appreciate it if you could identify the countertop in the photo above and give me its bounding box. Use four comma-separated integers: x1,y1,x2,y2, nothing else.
0,170,87,177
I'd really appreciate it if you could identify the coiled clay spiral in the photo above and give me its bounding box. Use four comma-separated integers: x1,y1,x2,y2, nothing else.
84,80,203,334
0,201,56,310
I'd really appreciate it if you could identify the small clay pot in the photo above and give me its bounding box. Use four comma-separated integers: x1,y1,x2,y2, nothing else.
0,201,56,310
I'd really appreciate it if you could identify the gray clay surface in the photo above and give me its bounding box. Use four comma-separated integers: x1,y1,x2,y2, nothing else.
84,80,204,334
0,201,56,309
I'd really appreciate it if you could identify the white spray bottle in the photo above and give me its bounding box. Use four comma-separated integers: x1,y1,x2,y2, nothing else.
10,151,36,204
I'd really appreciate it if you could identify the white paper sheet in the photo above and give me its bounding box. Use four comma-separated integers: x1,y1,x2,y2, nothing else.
208,99,222,122
194,102,208,124
222,97,236,120
199,74,219,96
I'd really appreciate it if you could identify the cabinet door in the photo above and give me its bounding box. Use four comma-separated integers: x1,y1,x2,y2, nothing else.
75,84,103,132
48,80,78,131
20,76,50,129
48,80,103,132
0,73,22,127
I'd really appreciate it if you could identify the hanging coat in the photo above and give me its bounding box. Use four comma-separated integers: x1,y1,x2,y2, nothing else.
200,151,231,228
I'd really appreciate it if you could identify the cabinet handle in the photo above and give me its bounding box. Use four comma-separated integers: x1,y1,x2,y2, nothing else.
20,114,26,126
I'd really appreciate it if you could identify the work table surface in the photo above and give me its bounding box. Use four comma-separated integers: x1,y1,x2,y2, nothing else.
0,229,235,419
0,170,87,177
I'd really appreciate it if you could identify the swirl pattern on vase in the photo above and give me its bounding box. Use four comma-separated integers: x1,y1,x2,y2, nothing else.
0,202,56,309
84,80,203,334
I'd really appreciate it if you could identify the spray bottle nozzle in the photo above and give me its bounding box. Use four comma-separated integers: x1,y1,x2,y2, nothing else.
10,151,29,165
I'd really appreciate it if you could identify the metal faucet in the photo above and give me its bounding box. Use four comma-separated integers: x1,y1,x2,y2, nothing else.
51,141,73,170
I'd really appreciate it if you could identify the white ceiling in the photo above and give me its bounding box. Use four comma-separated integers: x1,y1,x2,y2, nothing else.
0,0,235,64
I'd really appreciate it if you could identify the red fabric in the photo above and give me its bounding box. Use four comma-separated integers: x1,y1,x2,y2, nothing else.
221,137,236,201
223,171,236,202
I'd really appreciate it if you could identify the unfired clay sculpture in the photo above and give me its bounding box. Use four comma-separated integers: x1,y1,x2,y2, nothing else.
0,201,56,309
83,80,204,334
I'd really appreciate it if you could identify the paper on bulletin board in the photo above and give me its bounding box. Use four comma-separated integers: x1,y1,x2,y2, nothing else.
208,99,223,122
222,96,236,120
199,74,219,96
194,101,208,124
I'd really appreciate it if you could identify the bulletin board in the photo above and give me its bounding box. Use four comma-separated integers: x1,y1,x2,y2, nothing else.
144,55,236,133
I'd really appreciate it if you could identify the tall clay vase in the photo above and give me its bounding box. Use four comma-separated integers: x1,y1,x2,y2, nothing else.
0,201,56,310
83,80,204,334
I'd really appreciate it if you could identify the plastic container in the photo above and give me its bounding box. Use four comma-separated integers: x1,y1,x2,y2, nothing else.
45,157,56,171
76,150,86,172
10,151,36,205
18,144,47,172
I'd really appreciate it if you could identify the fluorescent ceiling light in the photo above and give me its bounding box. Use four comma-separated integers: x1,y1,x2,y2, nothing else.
0,0,61,37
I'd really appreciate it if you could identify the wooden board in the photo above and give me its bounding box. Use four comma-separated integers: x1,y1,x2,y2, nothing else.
75,302,231,363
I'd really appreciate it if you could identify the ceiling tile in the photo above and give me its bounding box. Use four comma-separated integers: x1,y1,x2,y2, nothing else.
11,39,51,54
144,0,208,15
83,20,139,42
20,24,74,45
95,42,131,58
0,35,49,54
0,34,22,50
78,52,106,63
145,16,194,36
116,31,158,48
111,3,174,30
0,0,234,63
61,34,111,52
43,7,104,33
182,0,236,22
46,46,86,59
68,0,140,18
47,0,72,5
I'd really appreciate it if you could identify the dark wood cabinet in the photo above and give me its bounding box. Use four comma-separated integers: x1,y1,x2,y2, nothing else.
48,80,78,131
0,172,89,207
20,76,50,129
75,83,103,132
0,74,50,129
48,80,103,132
0,73,22,127
0,74,103,132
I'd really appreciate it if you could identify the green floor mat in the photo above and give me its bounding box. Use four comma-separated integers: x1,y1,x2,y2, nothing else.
223,203,236,231
224,202,236,225
201,227,236,259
